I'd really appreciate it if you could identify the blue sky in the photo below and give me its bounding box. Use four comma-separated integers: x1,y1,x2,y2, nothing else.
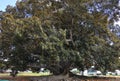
0,0,18,11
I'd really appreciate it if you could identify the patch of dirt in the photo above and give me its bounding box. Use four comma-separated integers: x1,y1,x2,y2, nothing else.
0,76,28,81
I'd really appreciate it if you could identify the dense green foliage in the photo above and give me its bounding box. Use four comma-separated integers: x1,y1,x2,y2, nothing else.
0,0,120,75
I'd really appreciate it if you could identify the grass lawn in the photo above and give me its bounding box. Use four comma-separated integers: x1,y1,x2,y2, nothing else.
18,72,50,76
0,72,50,77
0,72,119,78
0,73,9,77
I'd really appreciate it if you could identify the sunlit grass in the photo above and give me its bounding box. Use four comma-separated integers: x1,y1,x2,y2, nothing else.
0,72,119,77
0,73,10,77
0,72,50,77
18,72,50,76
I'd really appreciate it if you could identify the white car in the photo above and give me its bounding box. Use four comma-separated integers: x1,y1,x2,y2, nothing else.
115,70,120,75
5,69,12,73
96,70,102,75
88,70,102,75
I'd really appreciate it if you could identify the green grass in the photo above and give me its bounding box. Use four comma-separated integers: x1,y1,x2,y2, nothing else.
0,72,50,77
0,73,9,77
18,72,50,76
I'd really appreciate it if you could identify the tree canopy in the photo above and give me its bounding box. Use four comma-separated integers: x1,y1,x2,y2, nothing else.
0,0,120,75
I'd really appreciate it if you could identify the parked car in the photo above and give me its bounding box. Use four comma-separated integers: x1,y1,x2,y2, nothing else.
106,70,120,76
5,69,12,73
96,70,102,75
115,70,120,75
88,70,102,75
70,68,80,74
